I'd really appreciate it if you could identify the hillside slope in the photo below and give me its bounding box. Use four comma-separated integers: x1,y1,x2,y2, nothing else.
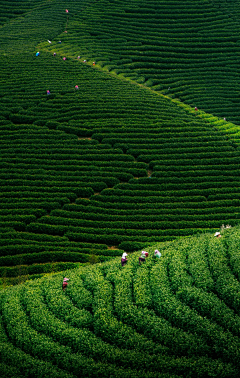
1,226,240,377
40,0,240,125
1,0,240,279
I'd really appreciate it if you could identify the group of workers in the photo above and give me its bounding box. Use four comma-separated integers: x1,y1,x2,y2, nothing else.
63,228,227,291
62,226,229,289
62,250,161,289
121,249,161,267
121,229,225,269
36,8,97,96
121,228,224,269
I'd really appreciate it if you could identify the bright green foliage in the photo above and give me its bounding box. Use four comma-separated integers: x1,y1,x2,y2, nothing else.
1,228,240,376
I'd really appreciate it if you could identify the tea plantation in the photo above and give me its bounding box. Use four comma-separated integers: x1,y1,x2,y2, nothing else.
1,0,240,375
1,227,240,377
2,0,240,283
42,0,240,126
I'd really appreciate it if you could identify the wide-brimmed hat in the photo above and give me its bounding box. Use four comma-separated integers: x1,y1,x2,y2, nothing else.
214,232,220,236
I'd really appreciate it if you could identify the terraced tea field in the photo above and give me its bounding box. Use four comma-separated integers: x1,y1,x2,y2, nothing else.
2,0,240,376
42,0,240,126
1,50,240,281
1,227,240,377
1,0,240,281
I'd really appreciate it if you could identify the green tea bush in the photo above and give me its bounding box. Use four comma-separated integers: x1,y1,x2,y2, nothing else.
2,228,240,376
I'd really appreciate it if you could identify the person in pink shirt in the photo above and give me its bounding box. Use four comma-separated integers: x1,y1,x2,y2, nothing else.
62,277,70,291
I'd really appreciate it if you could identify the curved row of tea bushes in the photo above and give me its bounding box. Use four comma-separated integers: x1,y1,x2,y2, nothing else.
1,289,148,378
31,214,240,233
0,314,76,378
162,237,240,337
0,261,80,278
206,238,240,313
0,228,119,280
0,0,46,27
0,250,114,267
2,228,240,376
223,230,240,280
49,208,239,223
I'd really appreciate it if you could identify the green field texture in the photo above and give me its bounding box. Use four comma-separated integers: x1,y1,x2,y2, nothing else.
2,0,240,376
39,0,240,127
1,226,240,377
1,0,240,277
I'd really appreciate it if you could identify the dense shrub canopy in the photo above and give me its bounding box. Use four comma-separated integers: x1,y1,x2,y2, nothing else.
1,0,240,376
1,227,240,377
1,0,240,278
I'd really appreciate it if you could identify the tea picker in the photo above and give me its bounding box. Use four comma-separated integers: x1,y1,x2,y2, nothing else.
62,277,70,291
139,251,148,265
154,249,161,258
121,252,128,267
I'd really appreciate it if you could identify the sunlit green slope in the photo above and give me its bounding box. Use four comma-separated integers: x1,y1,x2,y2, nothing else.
1,0,240,279
40,0,240,126
1,226,240,377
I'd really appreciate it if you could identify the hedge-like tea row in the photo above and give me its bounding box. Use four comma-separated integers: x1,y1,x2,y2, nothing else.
0,262,78,277
0,250,116,268
33,215,239,233
0,231,109,249
2,227,240,376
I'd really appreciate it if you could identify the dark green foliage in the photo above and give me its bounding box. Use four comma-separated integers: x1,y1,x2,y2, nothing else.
119,241,147,252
